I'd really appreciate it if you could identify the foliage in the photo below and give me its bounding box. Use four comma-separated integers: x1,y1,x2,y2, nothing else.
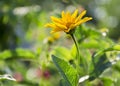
0,0,120,86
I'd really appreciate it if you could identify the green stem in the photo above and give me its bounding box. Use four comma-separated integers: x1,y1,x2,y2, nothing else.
70,34,80,68
71,33,80,86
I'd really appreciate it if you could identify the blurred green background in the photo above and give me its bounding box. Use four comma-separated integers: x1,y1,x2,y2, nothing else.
0,0,120,86
0,0,120,50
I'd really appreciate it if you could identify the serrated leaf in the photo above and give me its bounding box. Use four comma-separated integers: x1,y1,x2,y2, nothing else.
52,55,78,86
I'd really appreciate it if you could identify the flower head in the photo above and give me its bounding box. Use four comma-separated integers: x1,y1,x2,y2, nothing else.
45,9,92,33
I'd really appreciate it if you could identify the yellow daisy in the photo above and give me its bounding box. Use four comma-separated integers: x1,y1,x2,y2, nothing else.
45,9,92,33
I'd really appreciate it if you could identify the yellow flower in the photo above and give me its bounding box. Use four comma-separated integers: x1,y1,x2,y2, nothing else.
45,9,92,33
47,32,61,43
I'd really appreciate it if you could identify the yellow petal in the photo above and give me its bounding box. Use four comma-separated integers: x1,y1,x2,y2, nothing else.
45,23,57,29
61,11,68,22
45,9,93,34
64,24,76,32
64,28,71,33
66,11,71,21
81,17,92,23
75,17,92,26
51,16,63,24
51,28,63,33
75,10,86,23
72,9,78,18
54,22,67,30
45,23,52,27
61,11,65,18
66,11,71,17
69,24,76,30
64,25,75,32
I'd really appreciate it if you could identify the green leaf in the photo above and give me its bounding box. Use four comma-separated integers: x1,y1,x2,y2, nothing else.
52,55,78,86
93,44,120,58
51,47,74,61
100,77,113,86
89,53,112,81
0,48,36,60
113,45,120,50
89,45,120,81
60,79,69,86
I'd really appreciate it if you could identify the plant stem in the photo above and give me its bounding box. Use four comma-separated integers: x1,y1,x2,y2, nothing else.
71,33,81,86
70,34,80,67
